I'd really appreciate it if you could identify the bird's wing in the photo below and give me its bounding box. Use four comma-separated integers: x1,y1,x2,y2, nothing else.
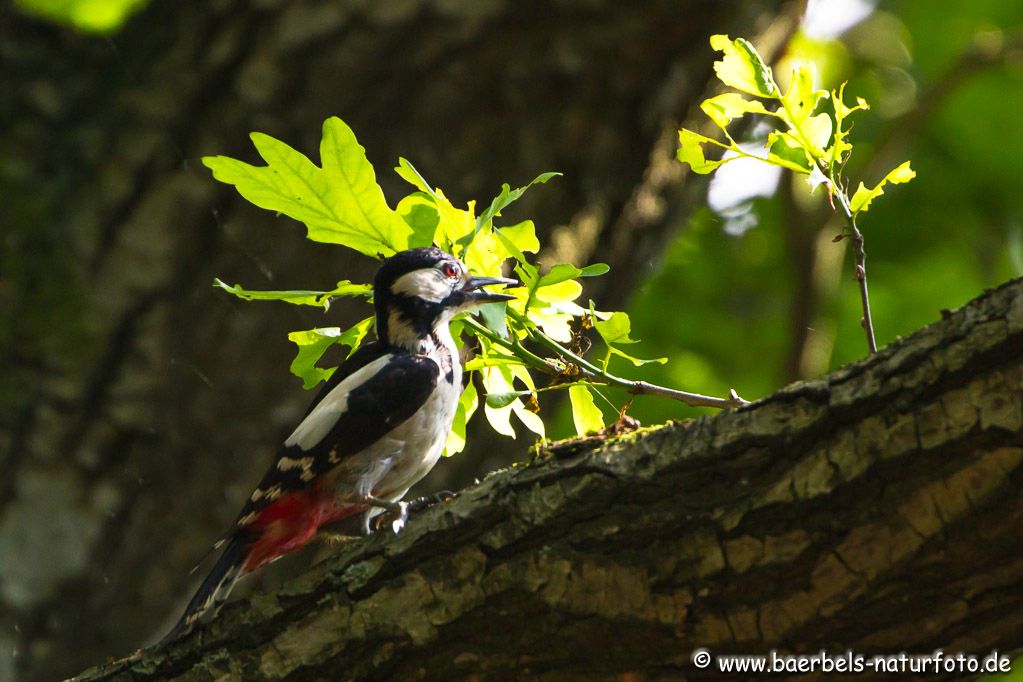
231,350,441,531
297,340,392,420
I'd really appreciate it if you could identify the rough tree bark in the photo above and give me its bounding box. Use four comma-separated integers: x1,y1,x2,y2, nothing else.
1,2,800,679
71,277,1023,680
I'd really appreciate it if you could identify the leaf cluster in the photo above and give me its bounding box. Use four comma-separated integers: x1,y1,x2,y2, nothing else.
678,35,915,219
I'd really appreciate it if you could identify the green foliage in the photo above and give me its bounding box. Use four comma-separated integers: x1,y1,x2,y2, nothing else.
204,119,412,258
287,319,373,389
15,0,147,33
677,34,918,356
621,7,1020,436
709,35,779,98
593,311,666,368
213,278,371,308
207,117,677,453
678,34,915,202
849,161,916,216
568,384,605,435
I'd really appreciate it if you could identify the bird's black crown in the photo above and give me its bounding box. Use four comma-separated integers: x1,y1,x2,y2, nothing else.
373,246,452,294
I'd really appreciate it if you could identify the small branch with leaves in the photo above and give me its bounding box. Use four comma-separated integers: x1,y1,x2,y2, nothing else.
204,116,746,456
677,35,915,355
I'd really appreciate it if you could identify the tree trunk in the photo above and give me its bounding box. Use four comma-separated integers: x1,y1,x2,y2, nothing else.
72,278,1023,680
1,2,800,679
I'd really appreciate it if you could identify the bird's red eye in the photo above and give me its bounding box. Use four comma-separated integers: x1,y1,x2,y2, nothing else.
442,262,459,279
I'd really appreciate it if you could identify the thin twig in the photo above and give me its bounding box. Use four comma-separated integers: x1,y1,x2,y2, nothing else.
506,310,748,409
831,183,878,353
465,313,747,409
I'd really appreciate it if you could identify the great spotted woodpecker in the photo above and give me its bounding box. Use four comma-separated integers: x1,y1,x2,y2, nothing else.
162,247,514,642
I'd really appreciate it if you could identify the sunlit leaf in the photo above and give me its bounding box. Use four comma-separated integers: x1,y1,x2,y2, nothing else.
463,228,510,281
849,161,916,216
535,279,582,304
536,262,608,289
827,82,870,168
445,380,478,456
766,131,813,173
436,192,476,256
568,385,604,435
476,172,561,232
779,62,832,158
677,128,731,175
213,278,372,308
509,362,545,438
203,118,411,258
513,403,546,438
594,311,666,366
287,317,373,389
801,113,834,158
530,308,575,343
781,63,829,120
499,220,541,255
482,366,517,437
16,0,148,34
394,157,437,197
700,92,773,129
609,346,668,366
395,192,440,248
536,263,580,289
709,34,779,98
593,311,638,345
464,354,527,371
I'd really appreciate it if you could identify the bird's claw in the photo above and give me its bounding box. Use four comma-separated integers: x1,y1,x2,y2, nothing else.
407,490,456,513
371,500,409,534
369,491,456,533
389,501,409,533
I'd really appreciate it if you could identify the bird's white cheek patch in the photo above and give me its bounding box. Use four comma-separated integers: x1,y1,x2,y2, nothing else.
391,268,452,303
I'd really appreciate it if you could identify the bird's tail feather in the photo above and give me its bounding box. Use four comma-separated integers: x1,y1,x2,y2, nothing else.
160,533,250,645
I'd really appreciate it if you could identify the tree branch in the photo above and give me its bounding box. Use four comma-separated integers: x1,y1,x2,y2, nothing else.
75,277,1023,680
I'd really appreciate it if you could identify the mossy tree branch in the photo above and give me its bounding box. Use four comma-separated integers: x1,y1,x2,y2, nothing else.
76,277,1023,680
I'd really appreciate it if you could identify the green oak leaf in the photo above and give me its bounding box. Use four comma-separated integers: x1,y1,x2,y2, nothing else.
213,278,372,308
826,82,870,169
709,34,779,98
568,384,604,435
850,161,916,216
203,117,411,258
476,172,561,233
593,311,639,346
700,92,772,130
445,379,478,456
594,311,667,367
677,128,730,174
287,317,374,389
536,262,609,289
766,131,814,173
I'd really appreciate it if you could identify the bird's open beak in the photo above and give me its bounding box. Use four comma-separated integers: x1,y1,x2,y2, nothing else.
462,275,517,304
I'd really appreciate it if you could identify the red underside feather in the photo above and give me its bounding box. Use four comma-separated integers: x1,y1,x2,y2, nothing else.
243,484,364,572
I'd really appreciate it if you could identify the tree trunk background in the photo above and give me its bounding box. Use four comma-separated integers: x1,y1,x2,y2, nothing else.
74,276,1023,681
1,1,801,679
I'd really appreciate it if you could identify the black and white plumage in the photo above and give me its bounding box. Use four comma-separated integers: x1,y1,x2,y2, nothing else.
161,247,514,642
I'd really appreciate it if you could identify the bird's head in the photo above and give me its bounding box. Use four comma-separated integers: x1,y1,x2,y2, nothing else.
373,247,515,350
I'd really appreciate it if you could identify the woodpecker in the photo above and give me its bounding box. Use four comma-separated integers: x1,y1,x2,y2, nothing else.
162,247,515,642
